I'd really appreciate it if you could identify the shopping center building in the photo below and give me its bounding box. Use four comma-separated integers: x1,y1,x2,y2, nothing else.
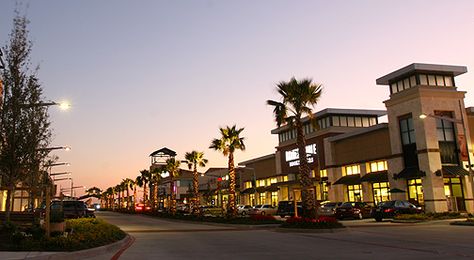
237,63,474,213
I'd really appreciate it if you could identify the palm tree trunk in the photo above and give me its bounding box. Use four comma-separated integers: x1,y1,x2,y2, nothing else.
192,164,200,215
228,153,237,218
153,182,158,210
143,181,148,203
170,179,176,214
126,189,130,209
4,184,14,222
133,185,137,207
296,118,316,218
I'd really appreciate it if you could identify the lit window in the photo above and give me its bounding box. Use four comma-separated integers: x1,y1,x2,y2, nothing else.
366,160,388,173
355,117,362,127
333,116,340,126
347,185,362,202
362,117,369,127
343,164,360,176
270,178,277,184
391,83,398,94
320,169,327,177
340,116,348,127
347,117,355,127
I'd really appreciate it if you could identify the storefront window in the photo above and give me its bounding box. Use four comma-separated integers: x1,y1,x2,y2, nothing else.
372,182,390,205
259,193,266,204
408,178,423,206
347,185,362,202
271,192,278,206
444,177,465,211
249,194,255,206
320,169,327,177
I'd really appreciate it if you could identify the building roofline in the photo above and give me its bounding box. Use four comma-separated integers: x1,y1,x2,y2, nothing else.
326,123,388,142
238,154,275,166
270,108,386,134
376,63,467,85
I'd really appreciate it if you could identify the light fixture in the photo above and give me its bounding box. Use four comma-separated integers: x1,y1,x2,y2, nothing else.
419,114,427,119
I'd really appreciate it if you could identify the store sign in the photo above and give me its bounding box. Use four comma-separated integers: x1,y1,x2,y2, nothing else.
285,144,317,167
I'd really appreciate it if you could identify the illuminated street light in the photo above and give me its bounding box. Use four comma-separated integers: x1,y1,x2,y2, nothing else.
37,146,71,152
50,172,71,177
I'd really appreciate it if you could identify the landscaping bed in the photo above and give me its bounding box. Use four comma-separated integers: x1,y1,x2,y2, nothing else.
0,218,126,251
393,212,470,222
280,216,344,230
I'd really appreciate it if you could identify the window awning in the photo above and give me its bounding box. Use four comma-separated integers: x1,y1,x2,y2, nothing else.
442,166,469,176
240,188,255,194
333,174,361,185
266,185,280,192
395,167,425,179
256,187,267,193
360,171,388,183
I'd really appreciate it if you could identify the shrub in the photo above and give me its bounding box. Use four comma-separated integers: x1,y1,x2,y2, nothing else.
281,216,344,229
250,214,276,221
0,218,126,251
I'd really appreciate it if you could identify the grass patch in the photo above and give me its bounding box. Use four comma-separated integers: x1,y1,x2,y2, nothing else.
0,218,125,251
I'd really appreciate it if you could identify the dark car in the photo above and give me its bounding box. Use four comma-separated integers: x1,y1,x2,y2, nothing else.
276,201,302,218
335,202,372,220
51,200,94,219
372,200,423,222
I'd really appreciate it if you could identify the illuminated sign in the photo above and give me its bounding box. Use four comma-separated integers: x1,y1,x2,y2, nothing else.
285,144,317,167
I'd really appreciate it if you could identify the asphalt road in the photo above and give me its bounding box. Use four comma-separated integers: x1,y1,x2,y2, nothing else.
96,211,474,260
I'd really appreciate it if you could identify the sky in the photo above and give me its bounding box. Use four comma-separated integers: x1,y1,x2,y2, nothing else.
1,1,474,196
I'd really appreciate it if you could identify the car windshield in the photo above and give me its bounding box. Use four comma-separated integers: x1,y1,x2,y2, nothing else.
322,202,338,207
254,205,262,208
378,201,395,207
341,202,355,207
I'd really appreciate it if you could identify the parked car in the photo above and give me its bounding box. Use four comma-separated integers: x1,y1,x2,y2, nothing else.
51,200,94,219
200,205,225,216
276,201,302,218
135,203,152,212
248,204,277,216
317,201,343,216
372,200,423,222
177,204,191,214
237,205,253,216
335,202,372,220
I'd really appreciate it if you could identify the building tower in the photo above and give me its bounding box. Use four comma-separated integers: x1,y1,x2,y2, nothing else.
377,63,474,213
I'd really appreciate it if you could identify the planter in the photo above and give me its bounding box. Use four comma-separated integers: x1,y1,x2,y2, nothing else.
50,221,66,233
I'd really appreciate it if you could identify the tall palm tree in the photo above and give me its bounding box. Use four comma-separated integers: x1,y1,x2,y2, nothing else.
115,184,122,209
267,77,322,218
184,151,208,215
150,167,163,210
165,158,181,214
122,178,133,209
105,187,114,209
139,169,151,204
209,125,246,218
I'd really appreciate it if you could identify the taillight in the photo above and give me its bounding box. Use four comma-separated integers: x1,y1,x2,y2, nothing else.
384,208,394,213
136,206,143,210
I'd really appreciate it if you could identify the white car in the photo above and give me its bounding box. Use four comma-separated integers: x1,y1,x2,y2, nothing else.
237,205,252,215
248,204,277,216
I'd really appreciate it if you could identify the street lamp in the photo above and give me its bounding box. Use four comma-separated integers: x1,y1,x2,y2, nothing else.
19,101,71,110
37,146,71,152
51,172,71,177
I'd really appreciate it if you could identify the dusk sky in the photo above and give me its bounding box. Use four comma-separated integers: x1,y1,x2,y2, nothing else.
1,1,474,195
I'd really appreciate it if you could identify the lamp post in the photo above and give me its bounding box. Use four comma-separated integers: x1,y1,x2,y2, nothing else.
43,160,70,238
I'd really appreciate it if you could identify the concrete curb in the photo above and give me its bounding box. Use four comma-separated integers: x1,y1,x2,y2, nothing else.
6,234,132,260
450,221,474,226
274,227,347,233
